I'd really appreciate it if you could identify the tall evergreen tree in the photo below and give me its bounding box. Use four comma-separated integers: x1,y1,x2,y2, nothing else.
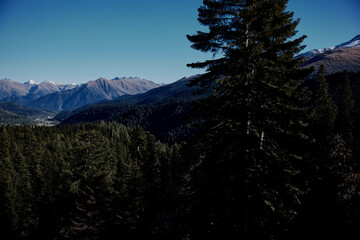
186,0,312,238
64,130,114,240
311,64,338,181
313,64,337,140
11,144,37,238
0,127,14,237
335,70,354,143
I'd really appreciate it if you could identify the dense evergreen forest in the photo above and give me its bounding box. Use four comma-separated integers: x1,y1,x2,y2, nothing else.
0,122,188,239
1,0,360,239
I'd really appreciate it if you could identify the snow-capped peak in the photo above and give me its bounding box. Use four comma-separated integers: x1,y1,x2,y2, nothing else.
43,80,57,85
335,34,360,48
25,80,39,85
298,47,335,58
296,34,360,59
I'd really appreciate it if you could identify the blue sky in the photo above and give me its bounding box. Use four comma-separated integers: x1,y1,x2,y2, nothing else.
0,0,359,84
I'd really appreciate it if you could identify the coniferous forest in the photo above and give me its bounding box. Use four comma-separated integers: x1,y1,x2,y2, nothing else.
1,0,360,239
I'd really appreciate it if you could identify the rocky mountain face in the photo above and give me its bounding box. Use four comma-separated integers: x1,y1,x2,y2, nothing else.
0,77,160,112
303,47,360,75
0,79,31,100
299,35,360,75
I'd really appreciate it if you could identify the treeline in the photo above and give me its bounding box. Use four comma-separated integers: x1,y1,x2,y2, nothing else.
0,122,188,239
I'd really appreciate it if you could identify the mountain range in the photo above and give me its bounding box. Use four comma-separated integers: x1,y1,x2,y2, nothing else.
0,79,78,102
299,34,360,75
0,77,160,112
54,74,204,122
1,35,359,129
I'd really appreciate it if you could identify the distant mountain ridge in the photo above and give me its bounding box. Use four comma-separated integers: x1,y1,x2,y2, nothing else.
55,75,206,142
0,78,78,103
299,34,360,75
54,74,205,123
302,47,360,75
0,77,160,112
335,34,360,48
297,34,360,60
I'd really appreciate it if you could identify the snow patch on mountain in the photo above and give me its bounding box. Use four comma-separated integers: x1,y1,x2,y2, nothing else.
45,80,57,85
335,35,360,48
25,80,40,85
299,47,335,58
297,34,360,59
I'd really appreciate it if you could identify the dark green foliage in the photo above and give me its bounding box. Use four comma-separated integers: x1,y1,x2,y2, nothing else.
0,128,14,237
59,104,135,125
0,102,53,118
12,145,37,238
0,122,182,239
0,110,36,125
114,101,197,143
303,70,360,105
61,100,198,143
289,68,360,239
65,130,113,239
313,65,338,137
335,70,354,142
309,64,338,183
186,0,313,238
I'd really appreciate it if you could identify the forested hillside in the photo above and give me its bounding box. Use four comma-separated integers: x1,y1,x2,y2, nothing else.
1,0,360,239
61,100,197,143
0,102,54,126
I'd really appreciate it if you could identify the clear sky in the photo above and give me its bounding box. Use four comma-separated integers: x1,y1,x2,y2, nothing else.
0,0,359,84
